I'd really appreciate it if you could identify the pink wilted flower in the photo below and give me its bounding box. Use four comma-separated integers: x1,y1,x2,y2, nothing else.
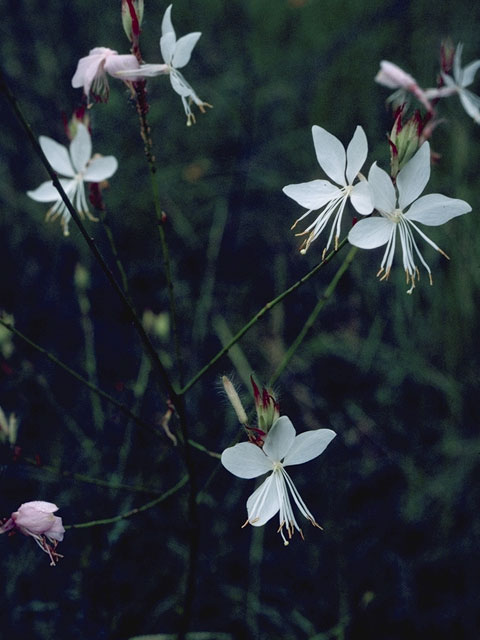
0,501,65,566
72,47,140,104
375,60,433,112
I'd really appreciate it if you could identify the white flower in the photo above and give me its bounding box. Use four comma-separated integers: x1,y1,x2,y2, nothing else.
283,126,373,256
221,416,336,544
426,43,480,124
348,142,471,294
116,4,210,125
71,47,140,103
27,124,118,236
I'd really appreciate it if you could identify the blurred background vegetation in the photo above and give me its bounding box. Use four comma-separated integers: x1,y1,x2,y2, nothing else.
1,0,480,638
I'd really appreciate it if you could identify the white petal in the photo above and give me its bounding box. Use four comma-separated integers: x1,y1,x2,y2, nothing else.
221,442,272,479
397,142,430,209
459,89,480,123
350,181,373,215
84,156,118,182
246,474,280,526
170,70,194,97
117,63,169,78
283,429,336,467
345,126,368,184
312,126,346,186
348,217,394,249
27,178,73,202
161,4,175,38
453,44,463,83
70,124,92,173
283,180,342,210
172,32,201,69
368,163,396,213
263,416,296,462
160,32,176,65
461,59,480,88
39,137,75,177
405,193,471,225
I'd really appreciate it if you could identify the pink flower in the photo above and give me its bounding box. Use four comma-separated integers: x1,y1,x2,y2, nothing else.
0,501,65,565
72,47,140,103
375,60,433,112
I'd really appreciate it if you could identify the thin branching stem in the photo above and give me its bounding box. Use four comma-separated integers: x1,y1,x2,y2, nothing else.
180,237,350,395
65,475,189,528
269,246,358,386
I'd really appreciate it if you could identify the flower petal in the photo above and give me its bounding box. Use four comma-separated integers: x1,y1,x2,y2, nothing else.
170,70,194,97
246,474,280,526
345,126,368,184
221,442,272,479
397,142,430,209
27,178,73,202
312,126,346,186
283,180,342,210
350,181,373,215
283,429,336,467
117,63,169,78
39,137,74,177
84,156,118,182
172,32,201,69
348,217,394,249
160,32,176,65
263,416,296,462
71,49,112,92
161,4,175,38
461,59,480,88
405,193,471,225
459,89,480,123
368,163,396,213
104,54,140,81
70,124,92,174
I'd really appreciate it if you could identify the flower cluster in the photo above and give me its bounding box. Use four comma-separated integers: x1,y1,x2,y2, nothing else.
0,501,65,566
283,42,475,293
72,4,209,125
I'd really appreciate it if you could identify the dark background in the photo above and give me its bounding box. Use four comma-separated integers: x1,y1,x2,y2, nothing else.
1,0,480,638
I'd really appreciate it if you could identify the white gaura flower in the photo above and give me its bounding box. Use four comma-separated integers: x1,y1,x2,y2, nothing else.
71,47,140,104
426,43,480,124
348,142,471,294
221,416,336,545
116,4,211,125
283,126,373,256
27,124,118,236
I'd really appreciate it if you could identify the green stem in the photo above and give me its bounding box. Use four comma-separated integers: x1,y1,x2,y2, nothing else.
269,246,358,386
65,475,189,529
99,210,131,299
0,316,157,436
0,68,175,402
74,269,104,432
180,237,349,395
21,456,167,495
134,86,184,389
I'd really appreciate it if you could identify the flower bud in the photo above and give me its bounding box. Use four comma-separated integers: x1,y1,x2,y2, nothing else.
122,0,144,42
389,107,422,178
222,377,248,425
251,376,279,434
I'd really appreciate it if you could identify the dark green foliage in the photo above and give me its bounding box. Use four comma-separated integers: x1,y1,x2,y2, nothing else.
1,0,480,638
